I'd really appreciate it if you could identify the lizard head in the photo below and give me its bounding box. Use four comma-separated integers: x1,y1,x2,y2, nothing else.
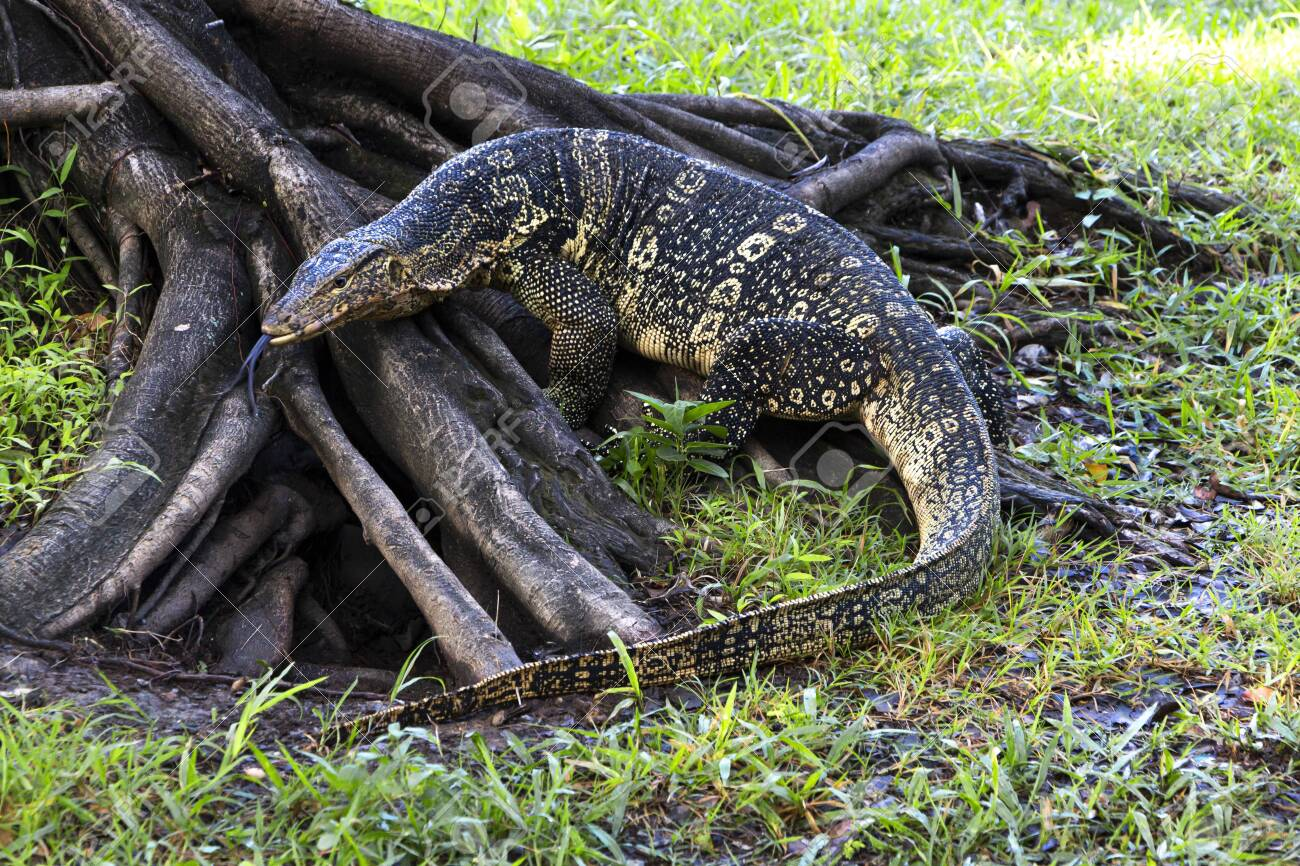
262,236,432,345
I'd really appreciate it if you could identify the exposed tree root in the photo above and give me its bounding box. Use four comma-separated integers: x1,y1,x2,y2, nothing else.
213,555,309,675
0,81,119,125
104,209,149,387
135,480,342,634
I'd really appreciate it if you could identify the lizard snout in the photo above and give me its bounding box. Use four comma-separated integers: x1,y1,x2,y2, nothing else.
260,301,302,341
262,311,329,345
262,288,337,344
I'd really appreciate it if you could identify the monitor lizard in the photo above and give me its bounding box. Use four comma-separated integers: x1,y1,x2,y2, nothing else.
260,128,1005,742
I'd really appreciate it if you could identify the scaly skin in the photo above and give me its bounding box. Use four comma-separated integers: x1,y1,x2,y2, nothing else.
262,129,1004,743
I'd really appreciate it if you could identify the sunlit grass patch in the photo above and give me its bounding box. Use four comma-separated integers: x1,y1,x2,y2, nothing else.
1231,506,1300,604
371,0,1300,207
669,482,910,615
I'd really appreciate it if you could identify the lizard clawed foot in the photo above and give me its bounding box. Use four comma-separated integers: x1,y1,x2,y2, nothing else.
542,385,593,429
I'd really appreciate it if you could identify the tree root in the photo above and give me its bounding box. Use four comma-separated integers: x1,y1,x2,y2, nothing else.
0,82,120,125
134,480,342,634
213,556,309,675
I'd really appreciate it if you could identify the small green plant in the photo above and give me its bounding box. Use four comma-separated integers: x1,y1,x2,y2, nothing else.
597,391,733,508
388,636,444,699
0,161,111,525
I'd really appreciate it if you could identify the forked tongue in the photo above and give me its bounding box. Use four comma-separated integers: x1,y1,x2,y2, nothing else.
227,333,273,415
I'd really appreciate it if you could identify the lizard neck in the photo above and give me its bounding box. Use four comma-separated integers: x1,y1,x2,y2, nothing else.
352,135,576,294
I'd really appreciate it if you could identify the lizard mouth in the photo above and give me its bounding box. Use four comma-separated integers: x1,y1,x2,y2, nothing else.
265,317,330,346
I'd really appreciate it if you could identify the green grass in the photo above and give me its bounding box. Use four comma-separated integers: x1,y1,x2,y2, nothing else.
5,542,1300,862
3,0,1300,863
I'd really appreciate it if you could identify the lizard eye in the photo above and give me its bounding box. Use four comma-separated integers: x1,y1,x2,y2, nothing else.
332,276,348,288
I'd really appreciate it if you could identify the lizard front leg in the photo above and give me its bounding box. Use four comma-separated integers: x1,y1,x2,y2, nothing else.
504,256,617,428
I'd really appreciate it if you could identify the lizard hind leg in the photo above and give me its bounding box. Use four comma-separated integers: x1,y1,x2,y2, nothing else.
937,325,1008,445
698,317,873,450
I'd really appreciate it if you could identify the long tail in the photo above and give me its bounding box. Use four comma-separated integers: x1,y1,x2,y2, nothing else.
326,345,998,746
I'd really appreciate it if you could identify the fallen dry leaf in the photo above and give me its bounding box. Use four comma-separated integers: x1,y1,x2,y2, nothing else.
1019,200,1042,231
65,311,112,339
1244,685,1276,705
